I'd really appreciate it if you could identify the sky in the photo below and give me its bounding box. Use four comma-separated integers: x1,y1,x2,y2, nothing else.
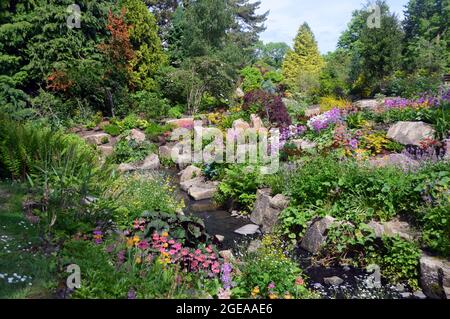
257,0,410,53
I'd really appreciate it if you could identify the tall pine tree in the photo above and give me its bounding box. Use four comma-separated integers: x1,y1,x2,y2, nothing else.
282,23,324,95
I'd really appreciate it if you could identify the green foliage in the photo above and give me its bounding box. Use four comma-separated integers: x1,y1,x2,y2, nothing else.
105,174,183,227
131,91,170,120
121,0,168,91
240,66,264,93
255,41,290,69
60,239,193,299
103,124,122,137
111,137,155,164
374,237,421,289
232,235,315,299
282,23,324,96
215,164,264,212
145,122,174,142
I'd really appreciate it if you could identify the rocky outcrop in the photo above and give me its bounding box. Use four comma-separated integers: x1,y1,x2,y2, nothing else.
250,189,290,233
179,165,203,183
126,129,146,143
292,139,317,151
300,216,336,254
188,182,218,201
368,153,419,170
84,133,111,146
250,114,264,131
366,219,418,241
387,121,435,146
98,145,114,157
304,106,321,117
179,170,218,201
166,118,194,129
118,154,160,173
420,254,450,299
355,99,382,110
324,276,344,286
232,119,251,131
159,144,174,161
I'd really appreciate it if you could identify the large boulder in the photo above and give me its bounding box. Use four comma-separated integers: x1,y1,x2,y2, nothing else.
179,165,203,183
159,144,173,161
188,183,218,201
232,119,251,131
387,121,435,146
300,216,336,254
180,177,205,192
84,133,111,146
355,99,382,110
250,114,264,130
420,254,450,299
366,219,418,241
126,129,146,143
166,118,194,129
118,154,160,173
98,145,114,157
250,189,289,233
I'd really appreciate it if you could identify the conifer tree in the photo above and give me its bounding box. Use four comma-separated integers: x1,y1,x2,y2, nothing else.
282,23,324,95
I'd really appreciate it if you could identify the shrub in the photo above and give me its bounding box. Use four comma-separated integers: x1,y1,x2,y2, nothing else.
104,174,184,227
243,90,291,127
374,237,421,289
215,165,264,212
232,235,315,299
240,66,264,93
319,96,350,112
145,122,174,142
111,137,156,164
103,123,122,137
131,91,170,120
167,105,184,119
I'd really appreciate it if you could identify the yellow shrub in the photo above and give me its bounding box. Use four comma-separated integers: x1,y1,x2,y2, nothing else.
319,96,351,112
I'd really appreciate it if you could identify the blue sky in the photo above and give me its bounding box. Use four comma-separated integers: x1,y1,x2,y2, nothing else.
257,0,410,53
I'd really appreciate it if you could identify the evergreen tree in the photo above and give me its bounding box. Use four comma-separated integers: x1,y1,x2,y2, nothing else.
121,0,167,91
282,23,324,95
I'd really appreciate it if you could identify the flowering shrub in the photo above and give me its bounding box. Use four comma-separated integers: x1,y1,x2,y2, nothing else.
122,230,222,276
231,235,315,299
307,108,342,132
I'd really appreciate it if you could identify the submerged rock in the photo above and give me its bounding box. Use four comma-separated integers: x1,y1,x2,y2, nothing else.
387,121,435,146
300,216,336,254
324,276,344,286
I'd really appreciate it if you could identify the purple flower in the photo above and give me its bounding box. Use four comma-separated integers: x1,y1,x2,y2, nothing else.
307,108,342,132
221,263,233,289
127,289,136,299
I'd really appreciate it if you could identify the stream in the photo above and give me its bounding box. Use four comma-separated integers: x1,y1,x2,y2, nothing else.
156,168,418,300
